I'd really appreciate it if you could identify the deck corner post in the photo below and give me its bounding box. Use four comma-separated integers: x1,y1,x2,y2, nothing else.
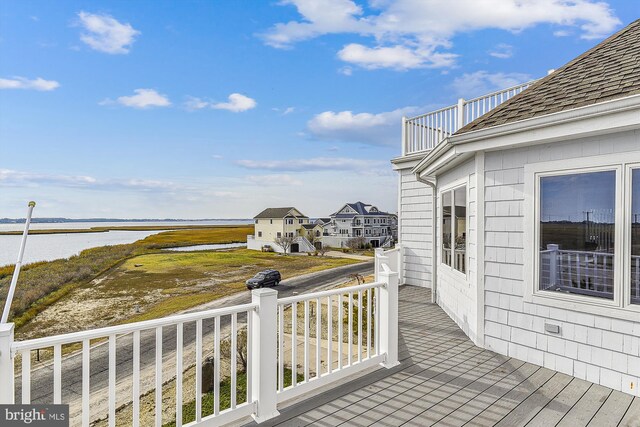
379,268,400,369
0,322,15,404
250,288,280,423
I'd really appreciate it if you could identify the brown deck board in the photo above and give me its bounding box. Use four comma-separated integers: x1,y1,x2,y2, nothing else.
239,286,640,427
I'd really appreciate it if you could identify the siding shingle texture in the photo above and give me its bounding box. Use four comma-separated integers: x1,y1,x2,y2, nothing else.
458,19,640,134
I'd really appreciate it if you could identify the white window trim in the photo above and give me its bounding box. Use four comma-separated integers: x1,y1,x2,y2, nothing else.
523,151,640,321
439,178,469,281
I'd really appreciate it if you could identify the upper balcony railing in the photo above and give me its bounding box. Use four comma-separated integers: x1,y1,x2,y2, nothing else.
402,80,537,156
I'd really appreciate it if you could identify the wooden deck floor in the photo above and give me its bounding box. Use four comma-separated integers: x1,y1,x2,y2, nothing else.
244,285,640,427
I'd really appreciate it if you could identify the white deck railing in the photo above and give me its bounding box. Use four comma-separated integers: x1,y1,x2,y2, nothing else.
540,244,640,301
402,81,536,155
0,247,400,426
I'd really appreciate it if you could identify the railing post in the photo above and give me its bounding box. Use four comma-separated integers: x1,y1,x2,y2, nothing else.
374,248,383,282
456,98,465,130
547,244,559,286
379,266,400,369
0,323,15,404
250,288,280,423
401,116,407,156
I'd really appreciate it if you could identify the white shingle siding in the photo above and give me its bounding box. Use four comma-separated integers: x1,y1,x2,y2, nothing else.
483,130,640,397
398,168,433,287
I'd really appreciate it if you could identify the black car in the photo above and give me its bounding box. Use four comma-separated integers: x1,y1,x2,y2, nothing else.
246,269,281,289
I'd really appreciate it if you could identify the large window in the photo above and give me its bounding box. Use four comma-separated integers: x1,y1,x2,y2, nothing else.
538,170,616,300
441,185,466,273
632,169,640,305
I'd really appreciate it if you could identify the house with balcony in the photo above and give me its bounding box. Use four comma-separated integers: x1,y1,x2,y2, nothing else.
247,207,315,253
321,201,397,248
393,19,640,402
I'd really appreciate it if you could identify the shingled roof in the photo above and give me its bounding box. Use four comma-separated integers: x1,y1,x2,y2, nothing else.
254,207,307,219
458,19,640,134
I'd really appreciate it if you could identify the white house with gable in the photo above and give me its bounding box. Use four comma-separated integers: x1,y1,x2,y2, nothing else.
393,20,640,397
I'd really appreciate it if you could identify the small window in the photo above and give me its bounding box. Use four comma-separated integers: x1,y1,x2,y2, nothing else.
299,219,304,224
538,170,615,300
277,232,281,238
441,186,466,273
255,219,259,224
258,231,262,238
270,219,273,224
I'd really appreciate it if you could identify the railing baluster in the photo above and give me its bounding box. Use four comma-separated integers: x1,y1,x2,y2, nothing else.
246,310,252,403
338,294,343,370
108,337,115,425
133,331,140,427
231,313,237,409
348,292,353,366
316,298,321,378
304,300,309,382
54,344,62,405
327,296,333,374
292,302,297,387
214,316,221,416
21,350,30,404
375,288,380,356
366,288,371,359
155,327,162,427
195,319,202,422
82,339,90,427
357,291,362,363
278,305,284,392
176,323,183,427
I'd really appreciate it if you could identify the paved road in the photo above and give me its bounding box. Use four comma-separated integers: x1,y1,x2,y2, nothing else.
16,260,373,419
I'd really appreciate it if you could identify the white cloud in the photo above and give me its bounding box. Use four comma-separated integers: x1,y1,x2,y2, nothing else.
183,96,210,111
489,43,513,59
183,94,257,113
212,154,224,160
262,0,621,70
102,88,171,109
451,71,532,98
236,157,387,172
554,29,572,37
0,76,60,91
283,107,295,115
246,174,303,186
338,66,353,76
307,106,419,145
212,93,257,112
77,11,140,54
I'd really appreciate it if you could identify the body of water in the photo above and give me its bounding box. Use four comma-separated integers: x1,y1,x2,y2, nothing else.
0,220,252,267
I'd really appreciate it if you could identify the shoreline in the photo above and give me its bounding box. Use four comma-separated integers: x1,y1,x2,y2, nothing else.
0,224,249,236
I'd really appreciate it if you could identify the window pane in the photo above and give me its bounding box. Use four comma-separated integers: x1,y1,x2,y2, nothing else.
632,169,640,305
539,170,615,300
442,191,452,266
454,186,466,273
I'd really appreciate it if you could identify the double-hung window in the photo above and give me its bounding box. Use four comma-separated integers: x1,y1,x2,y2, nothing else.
441,184,467,273
526,152,640,317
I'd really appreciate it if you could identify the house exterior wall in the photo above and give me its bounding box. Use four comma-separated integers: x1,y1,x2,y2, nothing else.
436,158,480,344
482,130,640,396
398,166,433,287
254,218,308,242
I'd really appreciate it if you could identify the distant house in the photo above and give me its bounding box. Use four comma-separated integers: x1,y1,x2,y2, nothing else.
393,20,640,398
322,201,396,248
300,223,323,249
247,207,316,253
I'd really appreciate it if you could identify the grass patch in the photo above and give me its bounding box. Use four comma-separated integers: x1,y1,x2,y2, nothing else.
163,368,303,427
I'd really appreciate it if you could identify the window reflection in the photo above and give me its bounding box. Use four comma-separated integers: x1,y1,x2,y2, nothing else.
632,169,640,305
539,170,615,300
442,191,452,266
454,187,466,273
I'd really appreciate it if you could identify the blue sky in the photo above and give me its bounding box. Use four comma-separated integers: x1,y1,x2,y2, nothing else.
0,0,636,219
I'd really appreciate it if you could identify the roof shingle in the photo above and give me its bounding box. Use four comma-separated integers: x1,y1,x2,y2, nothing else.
458,20,640,134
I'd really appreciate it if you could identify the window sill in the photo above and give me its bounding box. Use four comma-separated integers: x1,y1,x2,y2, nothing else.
526,291,640,322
